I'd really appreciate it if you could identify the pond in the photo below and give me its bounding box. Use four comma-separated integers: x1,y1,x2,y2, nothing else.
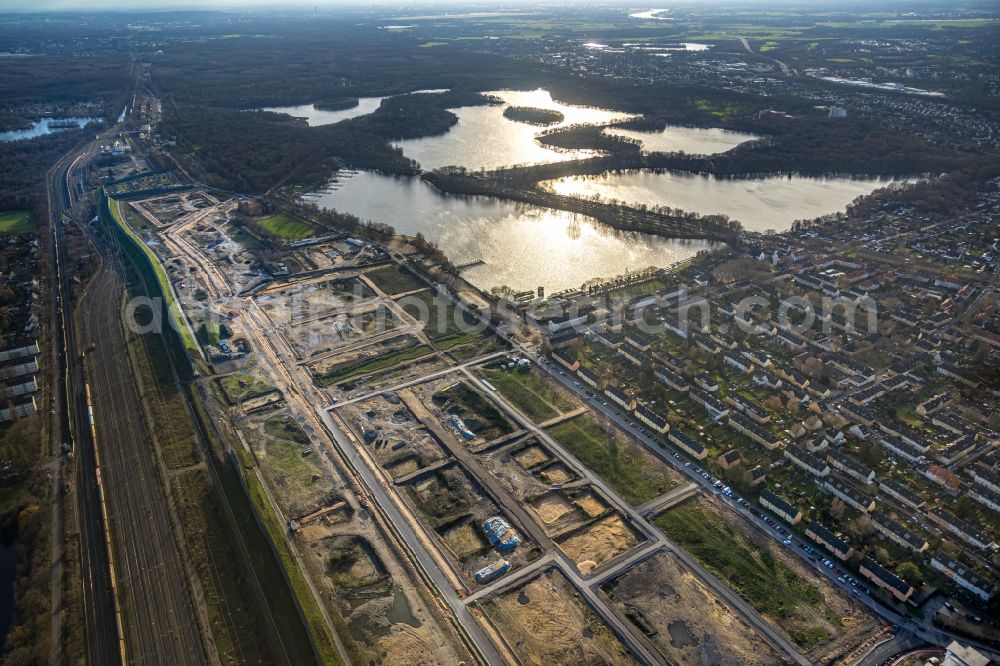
0,117,99,142
544,171,909,232
307,170,714,292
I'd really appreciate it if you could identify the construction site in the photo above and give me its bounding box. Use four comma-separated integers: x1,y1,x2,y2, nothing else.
104,182,889,666
478,568,637,666
602,551,792,665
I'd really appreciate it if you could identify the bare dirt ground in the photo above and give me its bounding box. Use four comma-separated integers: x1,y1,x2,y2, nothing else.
603,551,792,666
481,569,637,666
342,395,449,473
557,514,643,575
300,531,470,666
513,444,550,469
530,492,574,525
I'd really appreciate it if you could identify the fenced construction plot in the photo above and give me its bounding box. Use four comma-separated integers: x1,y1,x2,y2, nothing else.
654,497,880,659
603,551,791,665
479,568,637,666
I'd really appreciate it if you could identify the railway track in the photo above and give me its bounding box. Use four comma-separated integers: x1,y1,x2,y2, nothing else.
77,218,206,665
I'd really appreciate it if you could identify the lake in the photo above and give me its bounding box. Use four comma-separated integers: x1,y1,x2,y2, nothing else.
261,89,449,127
260,97,390,126
545,171,907,232
0,117,99,142
307,170,714,292
604,125,758,155
393,89,636,171
0,540,17,650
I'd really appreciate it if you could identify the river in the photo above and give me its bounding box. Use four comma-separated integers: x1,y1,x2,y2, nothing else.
307,170,715,293
545,171,908,232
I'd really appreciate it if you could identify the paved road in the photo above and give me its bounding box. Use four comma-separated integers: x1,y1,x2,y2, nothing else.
461,366,809,665
238,299,506,665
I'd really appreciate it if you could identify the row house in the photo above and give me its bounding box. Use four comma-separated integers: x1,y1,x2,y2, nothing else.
760,490,802,525
728,412,781,450
654,365,690,393
871,511,929,553
785,445,831,477
860,557,914,603
823,476,876,513
826,449,875,485
619,343,646,366
552,348,580,372
634,403,669,434
723,352,754,374
727,393,771,424
668,430,707,460
879,478,924,510
916,392,952,416
970,468,1000,495
936,437,976,466
806,522,854,561
605,386,636,411
930,551,995,602
577,365,600,388
929,508,995,551
923,464,960,494
691,389,729,422
970,485,1000,514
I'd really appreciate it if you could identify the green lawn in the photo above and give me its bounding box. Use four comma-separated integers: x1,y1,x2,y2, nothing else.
546,413,679,506
655,501,834,650
256,214,316,241
366,264,426,295
0,211,33,234
477,366,574,422
105,194,199,355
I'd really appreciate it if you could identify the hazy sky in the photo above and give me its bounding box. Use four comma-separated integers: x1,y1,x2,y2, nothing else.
0,0,971,11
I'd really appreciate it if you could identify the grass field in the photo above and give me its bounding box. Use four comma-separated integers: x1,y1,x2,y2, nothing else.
265,416,311,446
366,264,426,295
172,468,276,662
0,210,32,234
400,289,483,348
314,344,435,386
106,194,199,355
477,366,574,422
546,413,679,506
219,373,274,405
256,214,316,241
655,501,832,650
189,390,324,666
